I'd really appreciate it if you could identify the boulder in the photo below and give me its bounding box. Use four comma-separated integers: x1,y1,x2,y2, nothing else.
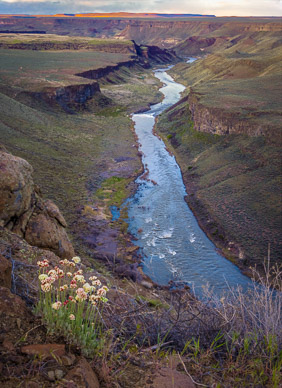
24,200,75,259
0,148,75,259
0,254,12,288
145,367,195,388
64,357,100,388
0,150,34,226
21,344,66,359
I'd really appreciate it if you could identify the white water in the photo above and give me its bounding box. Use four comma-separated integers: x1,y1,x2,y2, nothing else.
124,64,253,297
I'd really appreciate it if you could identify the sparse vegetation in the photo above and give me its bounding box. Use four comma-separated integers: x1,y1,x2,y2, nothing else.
89,261,281,387
0,25,281,387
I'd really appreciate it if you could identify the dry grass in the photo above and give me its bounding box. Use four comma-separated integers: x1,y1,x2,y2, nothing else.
94,260,281,387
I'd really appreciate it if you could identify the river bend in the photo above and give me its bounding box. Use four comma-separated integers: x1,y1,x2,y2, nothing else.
125,66,252,297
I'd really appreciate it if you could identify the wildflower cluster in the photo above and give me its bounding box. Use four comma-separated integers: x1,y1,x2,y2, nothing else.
36,256,109,354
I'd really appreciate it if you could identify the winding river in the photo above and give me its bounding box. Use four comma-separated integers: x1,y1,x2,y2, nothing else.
125,65,253,297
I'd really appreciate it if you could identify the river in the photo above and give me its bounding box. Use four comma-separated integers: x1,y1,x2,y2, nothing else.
123,65,253,297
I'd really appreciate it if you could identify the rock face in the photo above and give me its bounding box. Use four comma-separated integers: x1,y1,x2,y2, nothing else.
0,255,12,288
33,82,102,113
24,199,74,259
0,148,74,258
0,17,280,47
76,59,140,80
0,150,34,227
0,285,29,321
188,91,273,137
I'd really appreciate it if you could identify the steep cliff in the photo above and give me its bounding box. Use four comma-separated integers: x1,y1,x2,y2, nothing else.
187,91,276,138
30,81,104,112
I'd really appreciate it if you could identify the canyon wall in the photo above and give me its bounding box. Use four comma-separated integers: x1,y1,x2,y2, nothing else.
30,81,102,112
187,91,276,138
0,17,281,47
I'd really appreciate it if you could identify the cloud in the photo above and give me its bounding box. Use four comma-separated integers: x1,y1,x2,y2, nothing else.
0,0,281,16
209,0,282,16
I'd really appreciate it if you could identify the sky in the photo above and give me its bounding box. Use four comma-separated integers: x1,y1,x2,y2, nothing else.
0,0,281,17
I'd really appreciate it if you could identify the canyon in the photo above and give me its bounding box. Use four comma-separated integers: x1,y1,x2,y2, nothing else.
0,15,281,387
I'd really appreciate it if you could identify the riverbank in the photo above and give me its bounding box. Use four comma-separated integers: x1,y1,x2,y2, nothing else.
154,91,281,279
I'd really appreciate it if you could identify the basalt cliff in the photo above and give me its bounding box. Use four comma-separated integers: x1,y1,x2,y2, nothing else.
0,16,281,47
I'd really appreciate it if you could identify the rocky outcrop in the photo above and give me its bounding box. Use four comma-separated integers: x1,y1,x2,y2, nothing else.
137,44,179,64
188,91,274,137
24,199,74,259
76,59,141,80
0,150,34,227
0,148,74,258
31,81,102,113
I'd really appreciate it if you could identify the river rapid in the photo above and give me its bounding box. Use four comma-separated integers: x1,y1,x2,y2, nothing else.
124,65,253,297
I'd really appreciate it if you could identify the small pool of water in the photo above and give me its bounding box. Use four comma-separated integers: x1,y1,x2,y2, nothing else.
110,205,120,221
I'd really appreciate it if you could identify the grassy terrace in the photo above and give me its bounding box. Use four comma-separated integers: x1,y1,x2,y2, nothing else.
0,49,135,90
0,38,162,250
0,33,133,45
170,34,282,126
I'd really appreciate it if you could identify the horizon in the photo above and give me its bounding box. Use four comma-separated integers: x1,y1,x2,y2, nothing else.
0,1,281,18
0,12,281,19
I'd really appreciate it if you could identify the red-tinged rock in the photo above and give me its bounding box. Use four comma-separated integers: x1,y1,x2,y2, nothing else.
2,339,15,352
0,254,12,288
0,287,30,343
21,343,66,359
145,367,195,388
0,286,27,317
64,357,100,388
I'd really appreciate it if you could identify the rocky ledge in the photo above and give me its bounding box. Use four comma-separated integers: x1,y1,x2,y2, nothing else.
31,81,103,113
188,90,276,137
